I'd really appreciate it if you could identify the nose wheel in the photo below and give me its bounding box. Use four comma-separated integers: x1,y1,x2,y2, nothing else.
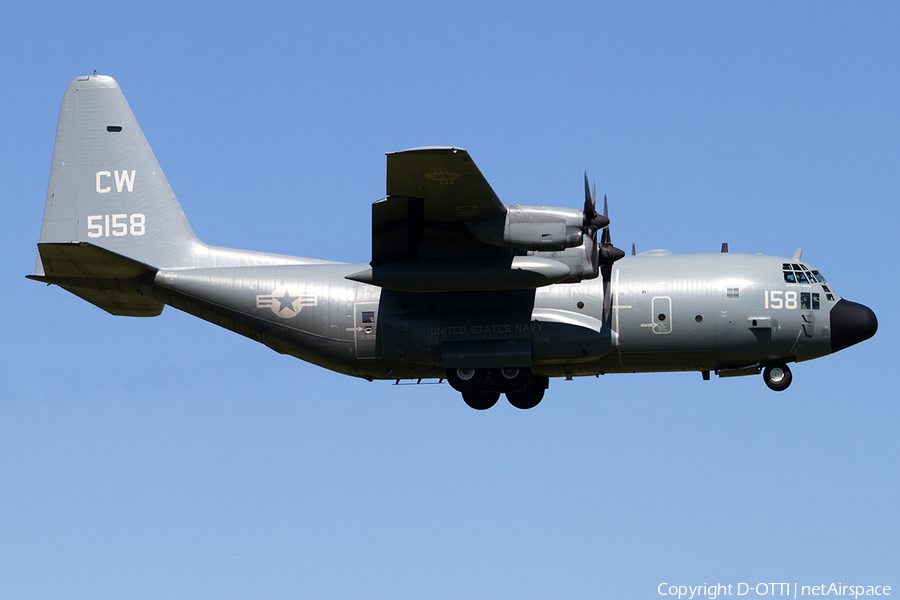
763,361,792,391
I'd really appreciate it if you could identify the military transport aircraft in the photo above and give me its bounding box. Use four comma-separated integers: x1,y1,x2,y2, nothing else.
30,73,878,409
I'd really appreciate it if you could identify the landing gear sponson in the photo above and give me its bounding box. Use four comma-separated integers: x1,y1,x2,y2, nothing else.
447,367,548,410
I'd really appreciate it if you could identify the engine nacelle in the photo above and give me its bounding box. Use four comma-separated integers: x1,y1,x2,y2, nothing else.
532,243,599,283
466,205,584,251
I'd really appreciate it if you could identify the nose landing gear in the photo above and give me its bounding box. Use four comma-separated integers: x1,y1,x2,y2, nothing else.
763,361,792,391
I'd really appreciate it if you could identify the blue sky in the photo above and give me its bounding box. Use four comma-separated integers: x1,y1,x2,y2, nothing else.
1,2,897,598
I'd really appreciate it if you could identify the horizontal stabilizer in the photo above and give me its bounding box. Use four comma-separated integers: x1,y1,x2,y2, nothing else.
28,242,163,316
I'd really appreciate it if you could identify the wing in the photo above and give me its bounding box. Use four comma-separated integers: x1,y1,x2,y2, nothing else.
349,147,588,292
385,147,506,223
371,147,508,268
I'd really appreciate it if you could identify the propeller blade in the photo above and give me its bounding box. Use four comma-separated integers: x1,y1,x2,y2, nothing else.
602,264,613,320
584,173,593,219
583,175,608,230
583,226,600,279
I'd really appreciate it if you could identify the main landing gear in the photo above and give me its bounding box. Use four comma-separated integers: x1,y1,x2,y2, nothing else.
763,361,792,391
447,367,547,410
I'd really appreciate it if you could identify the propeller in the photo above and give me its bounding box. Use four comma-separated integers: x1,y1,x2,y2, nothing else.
598,194,625,266
583,174,609,231
582,174,624,271
583,176,625,322
582,175,603,279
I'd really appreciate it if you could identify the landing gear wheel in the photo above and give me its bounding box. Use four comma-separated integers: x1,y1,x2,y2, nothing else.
462,390,500,410
490,367,532,392
446,368,487,393
763,361,792,391
506,383,545,410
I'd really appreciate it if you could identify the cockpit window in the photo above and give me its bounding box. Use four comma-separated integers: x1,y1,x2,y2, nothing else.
782,265,829,286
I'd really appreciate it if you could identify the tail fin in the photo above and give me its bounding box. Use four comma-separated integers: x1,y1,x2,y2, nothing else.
32,73,204,316
33,74,321,316
36,73,201,274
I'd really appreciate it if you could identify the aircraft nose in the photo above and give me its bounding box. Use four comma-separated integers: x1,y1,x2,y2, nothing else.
830,299,878,353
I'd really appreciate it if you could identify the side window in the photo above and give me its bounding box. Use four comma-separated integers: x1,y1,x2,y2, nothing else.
812,293,820,310
800,293,810,310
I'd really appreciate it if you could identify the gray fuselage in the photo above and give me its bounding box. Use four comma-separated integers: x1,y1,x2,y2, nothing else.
150,250,849,382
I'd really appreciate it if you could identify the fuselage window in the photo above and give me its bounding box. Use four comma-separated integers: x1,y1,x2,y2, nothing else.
361,311,375,324
801,293,810,310
812,293,820,310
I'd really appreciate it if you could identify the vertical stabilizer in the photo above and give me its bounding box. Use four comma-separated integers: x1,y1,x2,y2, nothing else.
36,73,202,275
